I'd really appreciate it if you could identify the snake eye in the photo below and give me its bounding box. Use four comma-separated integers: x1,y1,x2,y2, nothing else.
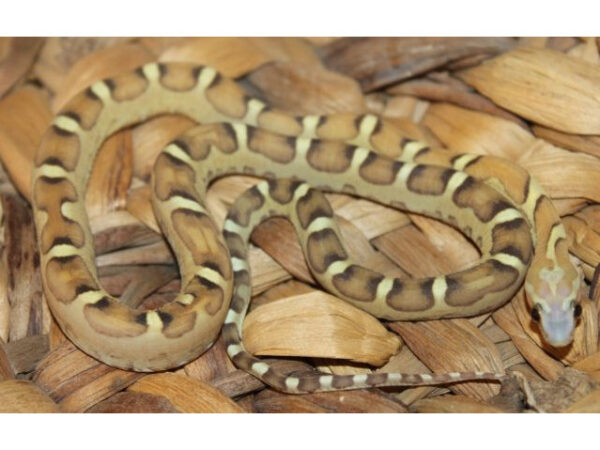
573,303,583,319
530,305,541,323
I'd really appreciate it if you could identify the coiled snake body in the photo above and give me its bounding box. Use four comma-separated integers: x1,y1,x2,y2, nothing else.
32,62,581,392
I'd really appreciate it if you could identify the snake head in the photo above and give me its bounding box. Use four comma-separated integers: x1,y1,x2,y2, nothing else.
526,267,582,347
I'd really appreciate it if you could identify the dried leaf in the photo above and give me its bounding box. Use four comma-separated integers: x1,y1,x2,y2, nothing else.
4,334,49,375
132,115,196,179
0,37,43,98
0,339,14,381
322,37,515,91
422,102,534,160
411,394,506,413
33,37,130,92
387,77,525,126
86,129,133,218
33,340,144,412
2,195,44,341
0,85,52,200
519,140,600,202
52,42,155,111
244,291,401,366
248,61,366,115
563,389,600,412
532,125,600,159
390,320,503,400
251,388,407,413
0,379,61,412
459,47,600,134
158,37,274,78
128,373,244,413
86,392,179,413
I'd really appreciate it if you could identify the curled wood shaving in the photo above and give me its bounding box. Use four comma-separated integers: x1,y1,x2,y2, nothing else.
244,291,401,366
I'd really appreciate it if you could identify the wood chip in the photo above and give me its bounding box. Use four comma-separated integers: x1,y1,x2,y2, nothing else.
459,47,600,134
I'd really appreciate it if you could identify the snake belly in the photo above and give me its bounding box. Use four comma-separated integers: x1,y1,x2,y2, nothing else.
31,62,579,380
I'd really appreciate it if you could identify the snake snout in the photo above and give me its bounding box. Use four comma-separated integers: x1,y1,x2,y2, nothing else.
538,303,576,347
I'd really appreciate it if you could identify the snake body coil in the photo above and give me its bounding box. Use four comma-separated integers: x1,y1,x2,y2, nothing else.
32,62,581,392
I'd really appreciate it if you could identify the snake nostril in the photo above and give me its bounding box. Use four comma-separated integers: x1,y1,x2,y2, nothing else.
573,303,583,319
530,305,541,322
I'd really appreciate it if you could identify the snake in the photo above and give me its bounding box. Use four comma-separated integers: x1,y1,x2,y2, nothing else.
31,62,582,393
